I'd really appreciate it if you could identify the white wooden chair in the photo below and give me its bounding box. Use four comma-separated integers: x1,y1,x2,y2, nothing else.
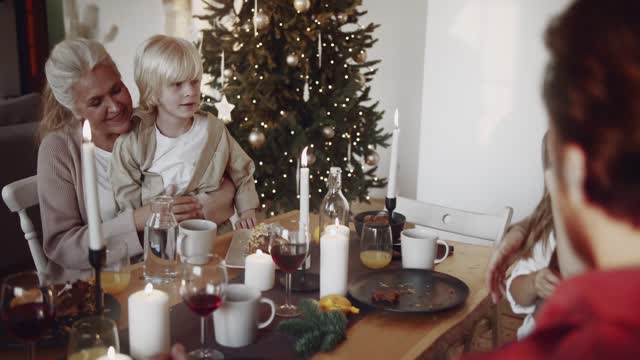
395,196,513,351
2,176,48,273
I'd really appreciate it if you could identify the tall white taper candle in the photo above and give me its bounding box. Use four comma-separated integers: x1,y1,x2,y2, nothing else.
81,120,104,250
386,109,400,198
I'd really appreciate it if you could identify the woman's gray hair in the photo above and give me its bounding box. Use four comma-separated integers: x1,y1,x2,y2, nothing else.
44,38,118,111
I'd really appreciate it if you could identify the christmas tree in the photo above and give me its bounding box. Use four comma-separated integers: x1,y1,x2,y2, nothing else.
198,0,390,215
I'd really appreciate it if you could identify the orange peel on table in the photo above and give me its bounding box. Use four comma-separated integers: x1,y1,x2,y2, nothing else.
318,295,360,315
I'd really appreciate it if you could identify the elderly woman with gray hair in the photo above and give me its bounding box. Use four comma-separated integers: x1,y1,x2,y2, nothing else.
37,38,235,281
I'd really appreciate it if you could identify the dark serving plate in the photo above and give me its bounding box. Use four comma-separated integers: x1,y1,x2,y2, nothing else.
0,294,120,349
348,268,469,313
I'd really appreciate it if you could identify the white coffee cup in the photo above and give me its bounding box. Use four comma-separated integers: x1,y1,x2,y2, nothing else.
213,284,276,348
177,219,217,265
401,228,450,269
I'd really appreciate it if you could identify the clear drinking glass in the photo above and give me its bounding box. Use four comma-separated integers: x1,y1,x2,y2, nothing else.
1,272,55,360
269,225,310,317
66,316,119,360
179,254,227,359
144,195,180,283
359,223,393,269
100,242,131,295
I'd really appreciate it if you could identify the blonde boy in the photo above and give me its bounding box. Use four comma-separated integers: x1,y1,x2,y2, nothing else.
111,35,258,231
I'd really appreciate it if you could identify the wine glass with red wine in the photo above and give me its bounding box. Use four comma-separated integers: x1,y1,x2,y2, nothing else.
179,253,227,359
269,225,310,317
1,271,55,360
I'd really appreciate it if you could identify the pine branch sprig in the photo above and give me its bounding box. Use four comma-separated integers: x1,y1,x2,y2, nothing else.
277,299,348,356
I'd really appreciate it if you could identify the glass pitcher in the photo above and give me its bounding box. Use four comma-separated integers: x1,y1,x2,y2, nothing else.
143,196,179,283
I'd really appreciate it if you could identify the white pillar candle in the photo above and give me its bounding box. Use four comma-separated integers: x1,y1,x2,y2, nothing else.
128,284,170,359
320,220,350,297
244,249,276,291
96,346,133,360
81,120,104,250
386,109,400,199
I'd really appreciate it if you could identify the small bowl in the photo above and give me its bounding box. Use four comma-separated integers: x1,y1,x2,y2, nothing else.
353,210,406,243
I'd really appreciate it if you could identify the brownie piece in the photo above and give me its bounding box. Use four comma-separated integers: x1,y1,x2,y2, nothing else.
371,289,400,304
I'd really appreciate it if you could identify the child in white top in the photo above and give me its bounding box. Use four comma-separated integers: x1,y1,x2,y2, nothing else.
111,35,259,231
505,133,560,339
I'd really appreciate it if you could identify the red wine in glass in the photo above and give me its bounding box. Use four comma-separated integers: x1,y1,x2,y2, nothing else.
184,293,222,317
271,244,307,272
2,302,54,342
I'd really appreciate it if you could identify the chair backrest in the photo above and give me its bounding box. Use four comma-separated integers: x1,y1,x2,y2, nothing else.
1,175,47,273
395,196,513,247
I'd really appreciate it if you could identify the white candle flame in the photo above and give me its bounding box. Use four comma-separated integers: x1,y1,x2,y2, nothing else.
335,218,339,226
256,249,264,256
82,120,92,142
394,109,399,129
301,146,309,167
107,346,116,360
144,283,153,294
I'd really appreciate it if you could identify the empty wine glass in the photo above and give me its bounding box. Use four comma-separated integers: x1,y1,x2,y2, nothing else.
1,271,55,360
179,254,227,359
360,223,393,269
67,316,120,360
269,225,310,317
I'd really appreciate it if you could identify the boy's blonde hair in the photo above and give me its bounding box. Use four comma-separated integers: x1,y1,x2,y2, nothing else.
134,35,203,114
40,38,119,141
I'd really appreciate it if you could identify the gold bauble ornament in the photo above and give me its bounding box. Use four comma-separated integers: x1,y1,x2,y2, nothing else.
365,151,380,166
306,151,316,166
249,128,266,149
354,50,367,64
293,0,311,13
254,13,270,31
336,13,348,24
286,53,299,67
322,126,335,139
242,23,252,33
223,68,234,78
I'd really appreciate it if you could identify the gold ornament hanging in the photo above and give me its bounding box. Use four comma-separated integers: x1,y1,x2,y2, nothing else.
223,68,234,78
306,151,317,166
365,151,380,166
354,50,367,64
249,128,266,149
286,53,299,66
254,13,270,31
293,0,311,13
336,13,348,24
322,126,335,139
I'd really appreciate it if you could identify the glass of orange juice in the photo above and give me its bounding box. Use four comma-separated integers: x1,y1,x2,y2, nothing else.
100,242,131,295
359,223,393,269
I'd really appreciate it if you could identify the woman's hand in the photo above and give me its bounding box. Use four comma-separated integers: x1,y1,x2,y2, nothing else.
486,226,527,303
172,196,204,222
235,209,257,229
533,267,560,299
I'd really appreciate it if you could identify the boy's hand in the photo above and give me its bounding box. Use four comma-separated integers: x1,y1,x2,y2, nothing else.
172,196,204,222
236,209,257,229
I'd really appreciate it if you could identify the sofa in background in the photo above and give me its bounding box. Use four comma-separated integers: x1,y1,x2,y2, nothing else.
0,93,41,275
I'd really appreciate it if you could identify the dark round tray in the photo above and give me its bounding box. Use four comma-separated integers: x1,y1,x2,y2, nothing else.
348,268,469,313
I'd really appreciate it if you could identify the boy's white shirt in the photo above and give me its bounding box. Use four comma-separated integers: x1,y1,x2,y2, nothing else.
147,114,209,196
506,232,557,340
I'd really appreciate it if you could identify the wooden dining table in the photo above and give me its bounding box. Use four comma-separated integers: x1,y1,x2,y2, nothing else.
2,210,493,360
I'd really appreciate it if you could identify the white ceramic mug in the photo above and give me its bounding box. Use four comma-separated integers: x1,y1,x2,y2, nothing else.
177,219,217,265
213,284,276,348
401,228,450,269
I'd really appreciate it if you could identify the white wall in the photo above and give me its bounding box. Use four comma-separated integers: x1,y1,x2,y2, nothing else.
417,0,571,221
360,1,428,200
